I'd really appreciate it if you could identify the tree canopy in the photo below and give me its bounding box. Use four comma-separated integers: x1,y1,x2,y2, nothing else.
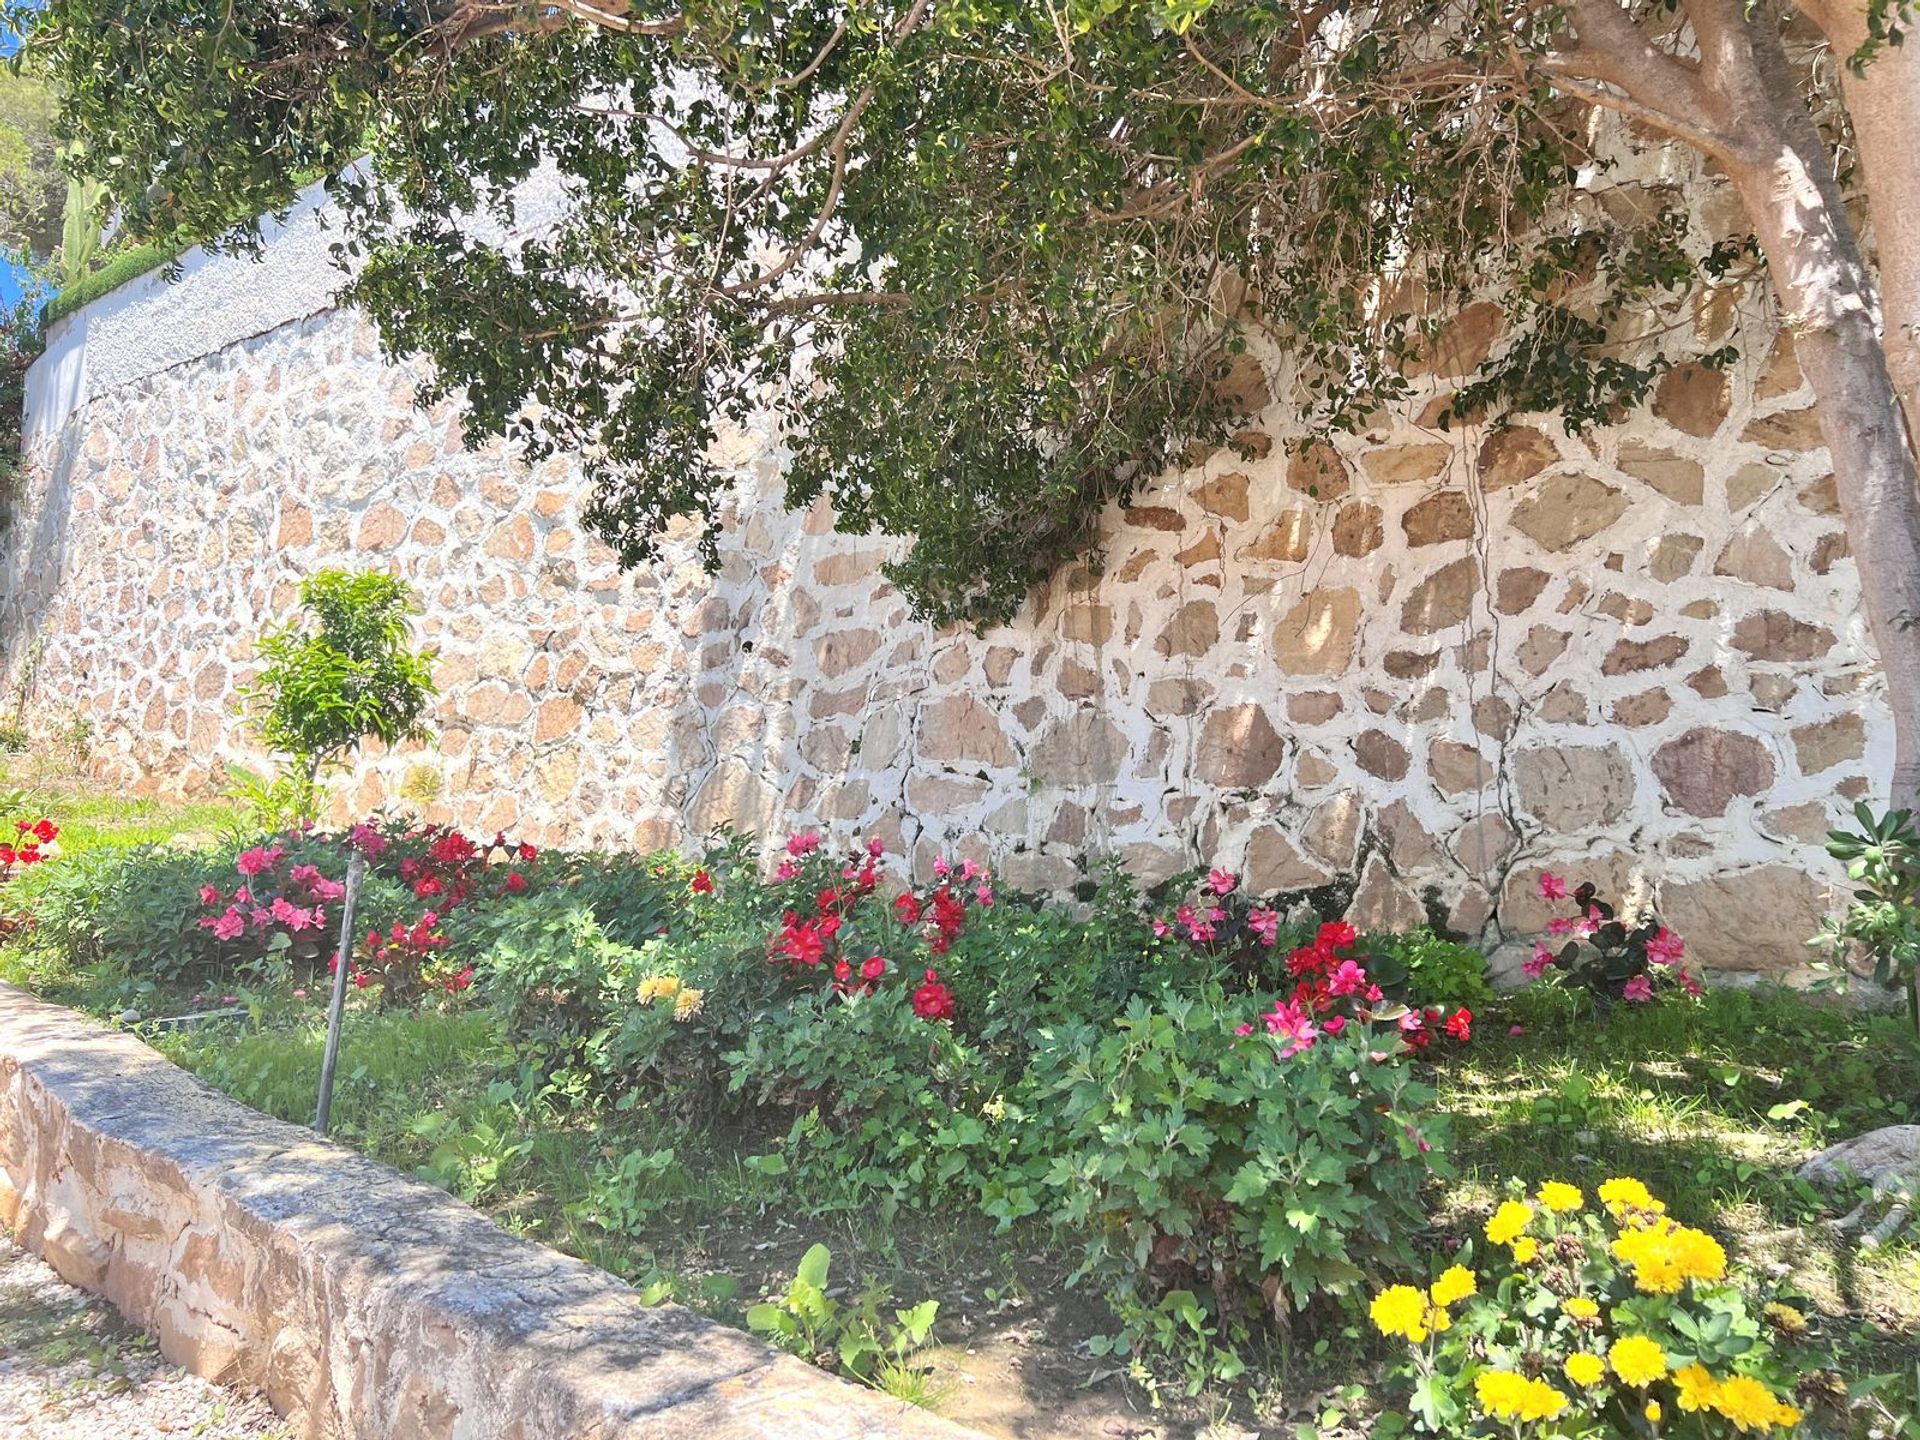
17,0,1804,626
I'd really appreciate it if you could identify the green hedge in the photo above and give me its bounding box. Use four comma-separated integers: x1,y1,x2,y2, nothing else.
43,241,187,325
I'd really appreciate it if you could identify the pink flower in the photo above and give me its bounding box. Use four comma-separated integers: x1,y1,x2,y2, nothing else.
1328,960,1368,997
1235,1022,1255,1037
1264,999,1319,1058
1323,1014,1347,1036
347,823,388,858
1537,872,1569,901
960,858,982,882
211,908,246,941
309,875,345,901
774,859,799,881
1580,906,1605,937
1188,919,1217,943
786,831,821,857
1622,974,1655,1003
932,856,950,877
1509,1024,1526,1036
270,896,303,927
1522,942,1554,980
1681,971,1705,998
1645,928,1686,966
974,883,995,908
1246,907,1279,947
198,884,220,906
1151,917,1172,938
236,845,283,877
866,836,885,858
292,988,308,1001
1207,868,1238,897
1547,916,1577,937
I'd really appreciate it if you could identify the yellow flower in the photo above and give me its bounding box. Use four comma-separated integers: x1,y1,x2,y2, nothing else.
1425,1302,1452,1335
673,986,704,1021
1430,1265,1478,1307
1646,1400,1664,1424
1771,1401,1803,1427
1563,1296,1600,1321
1538,1181,1585,1213
1611,1218,1727,1293
1711,1375,1790,1432
1510,1236,1540,1264
1370,1285,1430,1342
637,975,681,1003
1563,1352,1606,1387
1673,1365,1719,1413
1609,1335,1669,1387
1486,1199,1535,1246
1763,1301,1807,1335
1475,1370,1570,1423
1599,1176,1665,1217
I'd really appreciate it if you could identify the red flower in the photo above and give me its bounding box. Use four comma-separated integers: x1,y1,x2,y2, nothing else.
1445,1007,1472,1042
690,869,714,894
833,958,854,985
504,871,528,894
1316,921,1357,950
30,819,57,844
860,955,887,982
893,893,922,924
911,969,955,1022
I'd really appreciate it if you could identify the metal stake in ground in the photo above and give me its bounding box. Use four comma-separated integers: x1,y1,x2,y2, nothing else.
313,850,366,1135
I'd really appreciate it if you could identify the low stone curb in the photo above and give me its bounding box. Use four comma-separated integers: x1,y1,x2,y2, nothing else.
0,984,983,1439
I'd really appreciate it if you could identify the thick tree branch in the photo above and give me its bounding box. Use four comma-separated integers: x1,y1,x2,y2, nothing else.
1535,0,1739,160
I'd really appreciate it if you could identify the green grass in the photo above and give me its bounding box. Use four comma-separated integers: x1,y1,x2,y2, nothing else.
43,242,188,325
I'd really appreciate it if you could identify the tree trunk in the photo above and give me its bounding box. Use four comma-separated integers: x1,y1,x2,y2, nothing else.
1703,7,1920,803
1799,1,1920,449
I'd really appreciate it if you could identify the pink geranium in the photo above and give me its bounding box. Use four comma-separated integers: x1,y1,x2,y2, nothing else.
236,845,284,877
1206,868,1238,897
1622,974,1655,1003
1522,942,1554,979
1263,999,1319,1058
1246,906,1279,947
1645,928,1686,966
1538,871,1569,901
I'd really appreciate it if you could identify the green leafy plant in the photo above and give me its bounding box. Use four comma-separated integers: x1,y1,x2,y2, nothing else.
1374,928,1496,1011
242,570,436,818
745,1243,942,1403
1822,802,1920,1034
1026,989,1450,1392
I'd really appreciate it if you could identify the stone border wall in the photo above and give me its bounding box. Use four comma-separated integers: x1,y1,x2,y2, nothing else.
0,984,979,1440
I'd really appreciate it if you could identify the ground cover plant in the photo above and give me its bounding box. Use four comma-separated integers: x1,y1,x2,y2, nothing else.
0,768,1915,1436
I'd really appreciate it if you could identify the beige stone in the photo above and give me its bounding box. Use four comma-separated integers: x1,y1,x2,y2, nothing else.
1602,634,1688,675
1513,744,1635,830
1611,690,1672,727
1243,510,1312,563
1192,472,1250,522
1407,301,1504,378
1361,442,1452,486
1354,729,1410,781
1303,791,1365,869
917,695,1017,768
1243,829,1334,894
1495,567,1550,615
1429,740,1493,796
1648,534,1703,583
1194,703,1287,788
1345,853,1425,932
1029,710,1129,785
1651,727,1776,817
1743,406,1825,451
1660,867,1829,972
1516,625,1570,676
1730,611,1836,663
1286,440,1351,501
1451,812,1517,878
1331,503,1384,557
1155,600,1219,658
1713,527,1794,590
1272,588,1361,675
1725,463,1776,512
1146,677,1211,716
1402,491,1475,546
1653,363,1731,437
1295,748,1339,788
1478,427,1560,490
1791,713,1866,775
1401,557,1479,635
1616,442,1704,505
1377,800,1438,870
1512,474,1629,552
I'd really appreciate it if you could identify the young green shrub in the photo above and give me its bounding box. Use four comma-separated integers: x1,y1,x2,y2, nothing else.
1025,989,1450,1391
1373,928,1496,1011
1822,802,1920,1034
243,570,436,820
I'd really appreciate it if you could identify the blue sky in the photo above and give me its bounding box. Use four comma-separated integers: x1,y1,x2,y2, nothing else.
1,16,46,310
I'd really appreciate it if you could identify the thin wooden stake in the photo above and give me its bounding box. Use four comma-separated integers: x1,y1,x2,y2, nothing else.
314,850,366,1135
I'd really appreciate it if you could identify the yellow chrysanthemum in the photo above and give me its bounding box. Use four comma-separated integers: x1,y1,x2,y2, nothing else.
1486,1199,1535,1246
1763,1302,1807,1335
1370,1285,1430,1342
1609,1335,1670,1387
1711,1375,1790,1432
1646,1400,1664,1424
1538,1181,1585,1213
1673,1364,1720,1413
1430,1265,1478,1307
1611,1218,1727,1293
1510,1236,1540,1264
1598,1176,1665,1216
673,986,704,1021
637,975,682,1003
1563,1352,1606,1387
1771,1401,1803,1427
1563,1296,1600,1321
1475,1370,1570,1423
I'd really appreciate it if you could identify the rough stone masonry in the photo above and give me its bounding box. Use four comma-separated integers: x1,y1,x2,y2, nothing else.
0,180,1878,974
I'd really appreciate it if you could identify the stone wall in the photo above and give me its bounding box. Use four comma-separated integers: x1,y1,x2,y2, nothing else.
0,195,1879,973
0,983,977,1439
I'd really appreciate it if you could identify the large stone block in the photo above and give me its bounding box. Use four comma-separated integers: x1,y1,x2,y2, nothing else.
1659,868,1830,972
1512,744,1635,831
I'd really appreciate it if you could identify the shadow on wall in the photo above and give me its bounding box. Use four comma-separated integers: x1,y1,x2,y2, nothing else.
0,432,80,712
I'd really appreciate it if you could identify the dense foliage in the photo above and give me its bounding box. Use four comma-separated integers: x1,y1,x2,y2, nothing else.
15,0,1760,625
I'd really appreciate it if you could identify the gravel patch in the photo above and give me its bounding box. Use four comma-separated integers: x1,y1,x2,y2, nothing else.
0,1236,286,1438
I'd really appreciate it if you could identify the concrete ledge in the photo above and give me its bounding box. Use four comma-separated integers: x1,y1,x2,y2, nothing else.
0,984,980,1439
